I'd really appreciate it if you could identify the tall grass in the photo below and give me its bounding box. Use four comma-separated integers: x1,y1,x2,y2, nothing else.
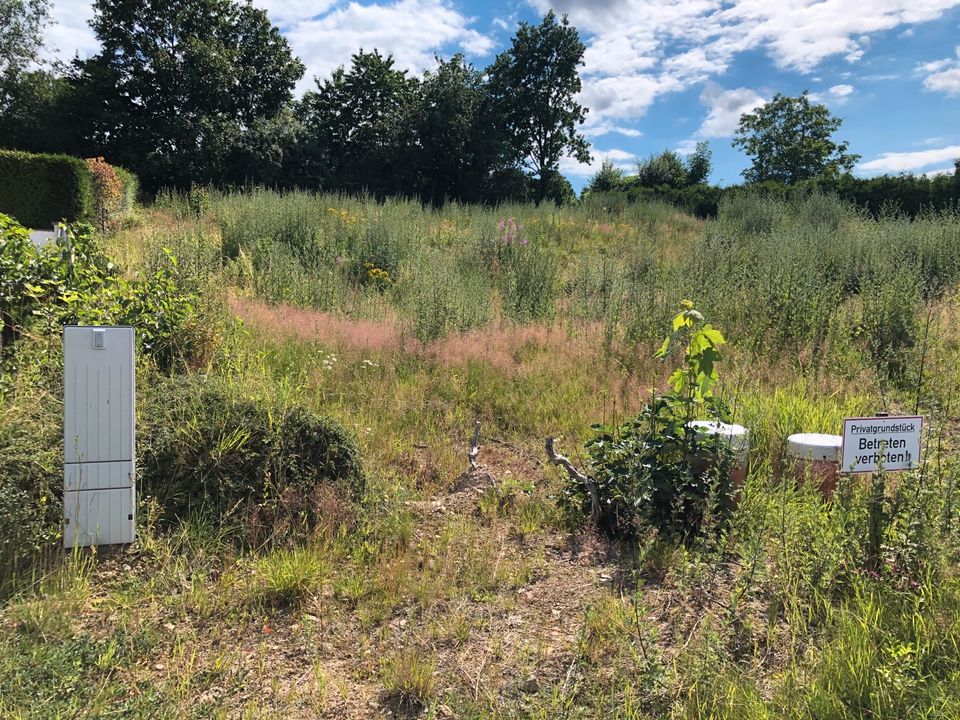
156,189,960,394
4,187,960,718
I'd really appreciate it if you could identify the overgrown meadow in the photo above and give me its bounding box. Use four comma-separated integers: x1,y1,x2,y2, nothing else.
2,190,960,718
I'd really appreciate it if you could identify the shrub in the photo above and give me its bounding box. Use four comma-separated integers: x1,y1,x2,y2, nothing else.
140,375,365,545
0,376,62,596
0,215,202,373
113,166,139,216
84,158,125,231
0,149,93,228
575,302,737,539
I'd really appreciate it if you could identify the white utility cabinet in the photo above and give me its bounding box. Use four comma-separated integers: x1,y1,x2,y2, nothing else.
63,326,136,548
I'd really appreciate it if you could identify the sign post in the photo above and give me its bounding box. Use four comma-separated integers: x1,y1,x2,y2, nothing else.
840,416,922,474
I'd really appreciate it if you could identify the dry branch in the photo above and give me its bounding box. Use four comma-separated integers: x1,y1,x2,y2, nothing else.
468,420,481,471
545,436,600,524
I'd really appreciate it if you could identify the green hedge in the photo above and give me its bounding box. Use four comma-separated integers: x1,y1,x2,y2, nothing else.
0,149,93,228
114,165,139,215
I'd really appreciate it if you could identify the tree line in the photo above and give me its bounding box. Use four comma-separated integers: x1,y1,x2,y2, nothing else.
585,91,959,218
0,0,590,204
2,0,957,213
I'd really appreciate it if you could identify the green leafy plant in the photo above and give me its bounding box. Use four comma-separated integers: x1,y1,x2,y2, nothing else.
0,214,200,373
576,301,737,539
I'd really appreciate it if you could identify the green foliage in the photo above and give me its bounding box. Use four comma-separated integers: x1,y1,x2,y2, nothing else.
631,143,712,191
487,10,591,204
0,358,61,596
733,91,861,184
0,0,50,111
635,149,690,189
0,70,78,156
253,544,328,608
0,149,93,227
0,214,200,372
580,302,736,539
585,159,626,195
140,375,365,545
76,0,305,191
686,141,713,185
380,649,438,710
113,165,138,215
414,54,494,207
298,50,417,197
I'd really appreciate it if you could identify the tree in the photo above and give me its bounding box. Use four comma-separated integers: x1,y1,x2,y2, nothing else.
584,159,625,194
487,11,591,204
0,0,50,111
0,70,79,154
75,0,304,190
733,91,860,184
685,141,712,185
635,150,688,188
415,55,495,205
298,50,417,197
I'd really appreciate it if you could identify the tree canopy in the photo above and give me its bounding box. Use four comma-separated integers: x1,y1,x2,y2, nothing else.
487,11,591,204
0,0,50,111
76,0,304,190
733,91,860,184
298,50,417,197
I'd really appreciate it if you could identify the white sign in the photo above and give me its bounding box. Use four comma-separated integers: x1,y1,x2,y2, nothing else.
841,416,922,474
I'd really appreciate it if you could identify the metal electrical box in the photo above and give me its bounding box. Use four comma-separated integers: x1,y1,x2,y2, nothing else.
63,326,136,548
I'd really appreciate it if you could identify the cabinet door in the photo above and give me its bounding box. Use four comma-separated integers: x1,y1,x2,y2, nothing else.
63,486,135,548
63,326,135,464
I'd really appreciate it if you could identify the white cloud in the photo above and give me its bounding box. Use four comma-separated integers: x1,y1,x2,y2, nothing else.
43,0,494,94
530,0,960,126
923,166,956,177
41,0,97,62
918,46,960,95
695,84,765,138
859,145,960,173
578,73,683,130
560,148,635,177
287,0,493,90
926,67,960,94
253,0,337,28
586,124,643,138
809,83,855,103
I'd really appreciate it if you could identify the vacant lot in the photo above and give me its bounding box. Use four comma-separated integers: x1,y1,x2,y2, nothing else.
2,191,960,718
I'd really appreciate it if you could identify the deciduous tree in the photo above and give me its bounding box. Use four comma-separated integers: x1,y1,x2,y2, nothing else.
298,50,417,197
487,11,591,204
0,0,50,111
76,0,304,190
733,91,859,184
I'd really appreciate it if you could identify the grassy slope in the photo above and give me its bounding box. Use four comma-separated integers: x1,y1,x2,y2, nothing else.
2,193,960,718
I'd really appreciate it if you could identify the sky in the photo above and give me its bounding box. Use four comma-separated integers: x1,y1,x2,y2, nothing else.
41,0,960,190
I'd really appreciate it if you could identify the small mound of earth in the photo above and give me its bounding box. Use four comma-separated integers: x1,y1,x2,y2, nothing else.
451,467,498,494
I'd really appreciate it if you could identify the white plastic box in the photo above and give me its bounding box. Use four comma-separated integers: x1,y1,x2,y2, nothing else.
63,326,136,548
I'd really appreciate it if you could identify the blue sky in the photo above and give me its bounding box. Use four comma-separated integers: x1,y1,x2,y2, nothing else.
45,0,960,190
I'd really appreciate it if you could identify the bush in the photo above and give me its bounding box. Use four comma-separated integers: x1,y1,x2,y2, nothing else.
85,158,122,230
0,149,93,228
0,215,202,373
140,375,365,544
574,303,737,539
113,166,139,216
0,376,62,596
